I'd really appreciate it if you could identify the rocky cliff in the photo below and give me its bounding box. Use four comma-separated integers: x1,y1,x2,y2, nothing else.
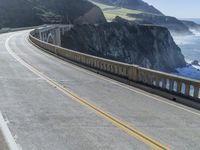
61,17,186,72
0,0,106,28
182,20,200,32
127,13,193,35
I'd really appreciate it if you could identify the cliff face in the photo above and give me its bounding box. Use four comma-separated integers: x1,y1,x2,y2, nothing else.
182,20,200,32
90,0,163,15
0,0,106,28
128,13,193,35
61,17,186,72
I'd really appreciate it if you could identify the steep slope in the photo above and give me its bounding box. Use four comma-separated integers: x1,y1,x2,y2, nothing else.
90,0,162,15
61,17,186,72
184,18,200,24
0,0,106,28
128,13,192,35
182,20,200,32
90,0,194,35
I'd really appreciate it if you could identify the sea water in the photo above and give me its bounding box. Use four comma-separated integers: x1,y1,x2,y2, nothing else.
172,31,200,80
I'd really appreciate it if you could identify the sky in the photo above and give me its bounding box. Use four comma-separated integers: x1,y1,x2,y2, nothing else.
143,0,200,18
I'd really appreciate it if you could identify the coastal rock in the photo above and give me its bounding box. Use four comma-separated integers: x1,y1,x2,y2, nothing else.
61,17,186,72
191,60,200,66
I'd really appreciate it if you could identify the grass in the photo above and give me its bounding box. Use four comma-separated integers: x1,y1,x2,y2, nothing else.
89,0,142,22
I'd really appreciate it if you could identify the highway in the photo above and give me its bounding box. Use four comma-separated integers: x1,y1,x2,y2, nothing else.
0,30,200,150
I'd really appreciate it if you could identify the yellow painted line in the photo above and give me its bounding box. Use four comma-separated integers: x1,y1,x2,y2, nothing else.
25,34,200,118
6,34,170,150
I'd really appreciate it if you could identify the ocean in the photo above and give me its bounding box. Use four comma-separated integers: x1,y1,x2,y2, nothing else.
173,31,200,80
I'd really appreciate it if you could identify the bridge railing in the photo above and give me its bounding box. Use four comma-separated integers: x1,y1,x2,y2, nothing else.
29,30,200,102
0,26,42,34
138,67,200,99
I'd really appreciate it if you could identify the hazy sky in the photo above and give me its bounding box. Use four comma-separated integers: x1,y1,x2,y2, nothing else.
143,0,200,18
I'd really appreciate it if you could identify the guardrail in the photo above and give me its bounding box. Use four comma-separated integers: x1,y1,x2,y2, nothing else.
29,30,200,103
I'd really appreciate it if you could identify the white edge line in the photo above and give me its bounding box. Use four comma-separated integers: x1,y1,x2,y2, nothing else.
0,112,19,150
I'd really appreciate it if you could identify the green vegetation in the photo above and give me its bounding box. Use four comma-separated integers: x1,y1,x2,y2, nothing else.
89,0,142,21
0,0,105,28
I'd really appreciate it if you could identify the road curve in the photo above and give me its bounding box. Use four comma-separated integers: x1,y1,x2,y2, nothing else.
0,30,200,150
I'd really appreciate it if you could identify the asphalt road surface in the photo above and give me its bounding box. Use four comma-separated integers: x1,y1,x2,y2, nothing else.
0,30,200,150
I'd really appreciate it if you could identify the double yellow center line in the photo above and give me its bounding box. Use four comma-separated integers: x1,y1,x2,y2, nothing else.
6,34,170,150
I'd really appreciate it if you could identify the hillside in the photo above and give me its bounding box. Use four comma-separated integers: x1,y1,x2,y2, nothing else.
0,0,187,72
89,0,194,35
185,18,200,24
61,17,186,72
89,0,142,21
128,13,192,35
182,20,200,32
0,0,106,28
90,0,162,15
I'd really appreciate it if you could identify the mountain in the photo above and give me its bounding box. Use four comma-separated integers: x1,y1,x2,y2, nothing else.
183,18,200,24
61,17,186,72
181,20,200,32
128,13,193,35
0,0,187,72
90,0,195,35
0,0,106,28
90,0,163,15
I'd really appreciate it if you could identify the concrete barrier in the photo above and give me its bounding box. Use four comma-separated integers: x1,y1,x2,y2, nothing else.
29,29,200,109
